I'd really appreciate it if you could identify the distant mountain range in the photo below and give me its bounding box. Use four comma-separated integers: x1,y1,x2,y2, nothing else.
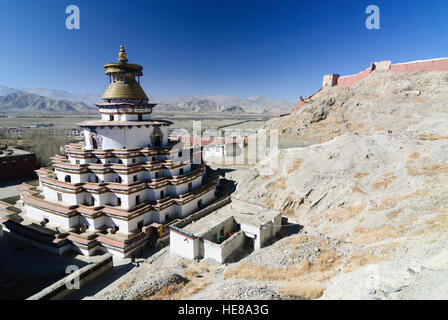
0,92,95,114
0,85,294,114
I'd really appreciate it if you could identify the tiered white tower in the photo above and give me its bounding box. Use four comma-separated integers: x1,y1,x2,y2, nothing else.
21,46,218,257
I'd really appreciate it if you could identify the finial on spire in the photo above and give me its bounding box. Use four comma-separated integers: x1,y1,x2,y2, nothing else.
118,44,128,63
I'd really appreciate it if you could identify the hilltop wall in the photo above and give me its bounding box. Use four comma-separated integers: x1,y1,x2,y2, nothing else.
291,57,448,113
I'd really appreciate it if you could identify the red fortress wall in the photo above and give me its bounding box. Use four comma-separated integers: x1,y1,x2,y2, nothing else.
291,57,448,113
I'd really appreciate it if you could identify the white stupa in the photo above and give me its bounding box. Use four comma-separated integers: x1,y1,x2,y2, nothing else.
20,46,218,257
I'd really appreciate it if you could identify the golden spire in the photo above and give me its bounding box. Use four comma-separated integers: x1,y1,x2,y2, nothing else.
118,44,128,63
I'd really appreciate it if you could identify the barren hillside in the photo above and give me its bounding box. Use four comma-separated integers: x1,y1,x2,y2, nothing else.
232,70,448,299
266,70,448,145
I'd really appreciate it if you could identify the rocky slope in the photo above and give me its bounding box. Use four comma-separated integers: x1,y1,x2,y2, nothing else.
232,70,448,299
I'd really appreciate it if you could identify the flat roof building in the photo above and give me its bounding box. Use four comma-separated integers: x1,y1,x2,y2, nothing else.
0,146,39,181
170,197,282,263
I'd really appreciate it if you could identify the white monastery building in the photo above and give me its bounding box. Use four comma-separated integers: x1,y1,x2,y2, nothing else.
18,46,219,258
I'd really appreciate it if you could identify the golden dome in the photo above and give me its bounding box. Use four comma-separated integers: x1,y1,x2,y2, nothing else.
102,81,149,101
101,45,149,101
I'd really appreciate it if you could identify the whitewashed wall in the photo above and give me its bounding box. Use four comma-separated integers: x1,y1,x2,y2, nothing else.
170,230,199,260
24,205,79,229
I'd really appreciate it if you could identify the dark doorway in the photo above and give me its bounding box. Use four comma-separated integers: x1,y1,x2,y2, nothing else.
91,136,98,149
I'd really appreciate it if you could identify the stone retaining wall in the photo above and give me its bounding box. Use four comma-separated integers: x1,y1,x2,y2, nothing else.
27,253,113,300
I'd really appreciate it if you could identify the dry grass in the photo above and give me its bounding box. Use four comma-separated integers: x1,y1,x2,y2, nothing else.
285,234,316,247
413,214,448,236
407,152,420,163
372,172,397,190
342,251,384,273
143,276,208,300
352,184,366,194
419,134,448,141
354,172,370,179
407,163,448,177
326,204,366,223
282,195,297,216
399,189,428,200
184,268,199,278
287,157,304,174
369,189,427,213
267,177,287,190
224,260,312,282
387,208,403,220
278,281,324,299
117,280,135,290
264,198,275,208
313,250,339,272
351,224,399,244
224,249,340,283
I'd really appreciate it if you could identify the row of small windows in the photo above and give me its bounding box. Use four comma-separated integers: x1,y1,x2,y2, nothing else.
62,168,184,184
57,182,194,205
75,157,157,165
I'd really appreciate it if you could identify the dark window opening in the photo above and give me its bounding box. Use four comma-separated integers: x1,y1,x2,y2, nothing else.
155,172,159,179
197,199,203,208
133,175,138,182
160,190,164,199
179,168,184,175
188,182,193,192
117,198,121,206
64,175,71,183
135,195,140,205
109,115,114,121
137,220,143,229
138,114,143,121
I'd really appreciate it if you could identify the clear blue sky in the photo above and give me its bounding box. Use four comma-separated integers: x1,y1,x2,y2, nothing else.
0,0,447,101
